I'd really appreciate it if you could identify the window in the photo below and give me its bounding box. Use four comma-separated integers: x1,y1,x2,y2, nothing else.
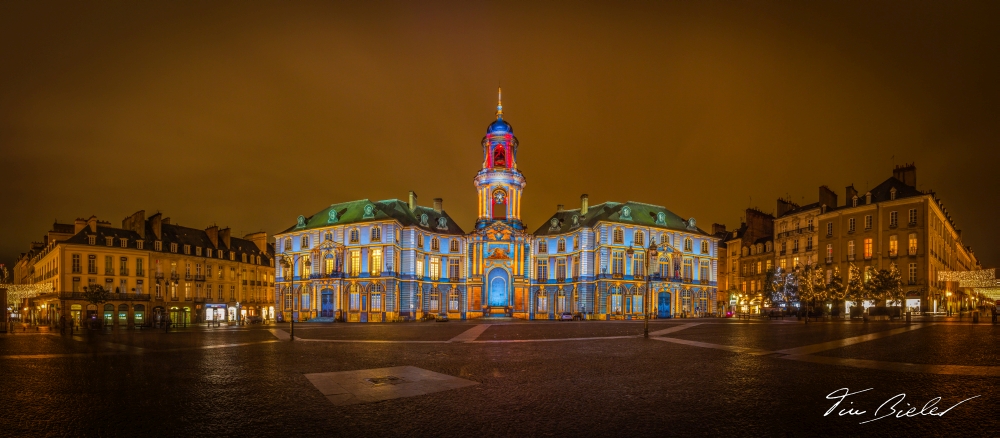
848,218,855,232
613,228,624,244
417,233,423,248
792,240,799,253
154,241,162,251
536,259,548,281
349,229,359,243
780,242,786,254
416,258,425,278
429,257,440,280
826,223,833,236
660,234,668,245
861,238,872,259
72,254,81,273
807,218,813,230
301,236,310,249
632,252,644,278
683,259,693,280
448,289,459,312
890,211,898,227
284,239,292,251
325,257,335,275
865,215,872,230
371,226,381,242
852,197,858,207
350,250,360,275
538,240,548,253
184,244,191,255
218,284,224,300
780,223,787,233
370,248,383,276
779,258,787,270
88,235,96,245
206,248,212,258
700,260,709,282
324,232,332,242
684,238,693,252
371,284,384,312
448,258,460,280
908,209,917,225
120,257,129,276
765,241,772,252
72,277,81,292
634,230,644,246
450,239,460,252
908,263,917,284
611,250,624,276
826,244,833,262
170,243,177,253
106,236,113,246
890,189,897,200
847,241,855,260
120,239,128,248
908,233,917,255
557,239,566,253
889,235,898,256
431,238,440,251
701,241,709,254
574,236,580,250
429,288,440,312
572,256,580,279
104,256,113,275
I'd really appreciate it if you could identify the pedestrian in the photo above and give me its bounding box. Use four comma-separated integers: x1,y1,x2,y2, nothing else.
165,316,172,333
59,315,66,335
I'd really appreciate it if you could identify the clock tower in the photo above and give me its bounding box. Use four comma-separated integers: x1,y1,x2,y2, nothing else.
475,88,526,230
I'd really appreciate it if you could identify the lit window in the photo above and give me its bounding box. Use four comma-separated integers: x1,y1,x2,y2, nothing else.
370,248,383,276
350,250,360,275
889,235,898,256
429,257,440,280
908,233,917,255
863,238,872,259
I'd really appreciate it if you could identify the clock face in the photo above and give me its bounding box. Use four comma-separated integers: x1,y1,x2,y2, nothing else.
494,191,506,204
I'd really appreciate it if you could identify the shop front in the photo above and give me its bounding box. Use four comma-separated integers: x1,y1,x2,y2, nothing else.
205,304,227,323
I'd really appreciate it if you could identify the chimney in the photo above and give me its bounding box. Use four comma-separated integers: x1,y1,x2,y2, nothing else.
219,227,231,248
580,194,589,216
818,185,838,209
893,163,916,187
845,185,858,204
408,191,418,211
205,226,219,248
776,198,799,217
149,213,163,240
86,216,98,233
557,204,564,211
433,198,443,213
74,218,87,234
243,232,268,252
712,223,727,235
162,217,170,225
122,210,145,239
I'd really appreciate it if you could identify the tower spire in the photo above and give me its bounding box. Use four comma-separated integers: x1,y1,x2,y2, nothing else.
496,86,503,119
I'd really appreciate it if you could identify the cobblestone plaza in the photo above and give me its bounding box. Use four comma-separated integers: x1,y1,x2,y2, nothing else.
1,318,996,437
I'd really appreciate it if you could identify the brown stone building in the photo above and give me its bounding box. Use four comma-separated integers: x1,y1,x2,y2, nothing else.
724,208,775,313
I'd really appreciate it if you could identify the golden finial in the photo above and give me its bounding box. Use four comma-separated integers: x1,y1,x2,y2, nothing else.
496,86,503,119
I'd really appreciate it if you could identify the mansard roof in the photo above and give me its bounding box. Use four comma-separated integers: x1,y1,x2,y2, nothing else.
282,199,466,236
60,223,272,263
532,201,709,237
776,202,820,218
828,177,924,212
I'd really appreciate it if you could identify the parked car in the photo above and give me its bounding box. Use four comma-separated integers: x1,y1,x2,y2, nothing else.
560,312,574,321
435,313,449,322
246,315,263,324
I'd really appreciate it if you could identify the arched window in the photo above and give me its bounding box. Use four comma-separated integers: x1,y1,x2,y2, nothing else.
417,233,424,248
557,238,566,252
765,242,772,252
683,238,693,252
370,226,381,242
613,228,624,244
301,235,310,249
755,244,762,254
701,241,709,254
450,239,460,252
349,228,360,243
538,240,548,253
742,247,748,257
634,230,645,247
431,237,440,251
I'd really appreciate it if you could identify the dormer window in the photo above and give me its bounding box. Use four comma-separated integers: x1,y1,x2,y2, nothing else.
230,252,235,261
852,196,858,207
170,243,178,253
137,241,144,250
218,250,224,259
106,236,113,246
195,247,202,256
866,193,872,204
88,235,96,245
154,241,162,251
242,253,247,263
207,248,213,258
184,245,191,255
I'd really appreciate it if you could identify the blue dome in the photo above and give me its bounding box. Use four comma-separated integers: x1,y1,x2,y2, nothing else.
487,117,513,135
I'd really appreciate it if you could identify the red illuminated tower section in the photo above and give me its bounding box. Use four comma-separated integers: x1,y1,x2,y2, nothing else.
475,88,526,229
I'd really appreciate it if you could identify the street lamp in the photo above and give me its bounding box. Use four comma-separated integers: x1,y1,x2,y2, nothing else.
277,253,305,341
627,240,659,338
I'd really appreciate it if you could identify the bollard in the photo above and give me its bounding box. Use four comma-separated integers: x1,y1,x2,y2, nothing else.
905,311,911,324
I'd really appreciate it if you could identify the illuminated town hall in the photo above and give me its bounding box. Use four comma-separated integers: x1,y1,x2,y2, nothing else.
274,91,720,322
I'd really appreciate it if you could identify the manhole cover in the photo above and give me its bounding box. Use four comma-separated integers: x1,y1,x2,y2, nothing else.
366,376,405,386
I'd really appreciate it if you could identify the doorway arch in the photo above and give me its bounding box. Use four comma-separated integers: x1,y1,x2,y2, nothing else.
658,291,672,318
487,268,509,307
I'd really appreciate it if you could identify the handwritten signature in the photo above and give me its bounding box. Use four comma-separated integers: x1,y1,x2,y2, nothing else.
825,388,980,424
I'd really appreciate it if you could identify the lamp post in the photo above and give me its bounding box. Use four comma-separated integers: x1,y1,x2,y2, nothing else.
277,253,304,341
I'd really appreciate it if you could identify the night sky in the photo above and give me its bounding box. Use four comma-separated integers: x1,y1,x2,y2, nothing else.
2,1,999,271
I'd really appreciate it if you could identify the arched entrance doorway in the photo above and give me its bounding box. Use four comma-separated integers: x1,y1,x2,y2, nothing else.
320,288,334,317
658,291,672,318
487,268,509,308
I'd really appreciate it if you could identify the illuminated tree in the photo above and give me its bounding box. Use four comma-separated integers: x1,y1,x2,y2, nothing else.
827,267,846,301
82,284,111,307
846,263,866,309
